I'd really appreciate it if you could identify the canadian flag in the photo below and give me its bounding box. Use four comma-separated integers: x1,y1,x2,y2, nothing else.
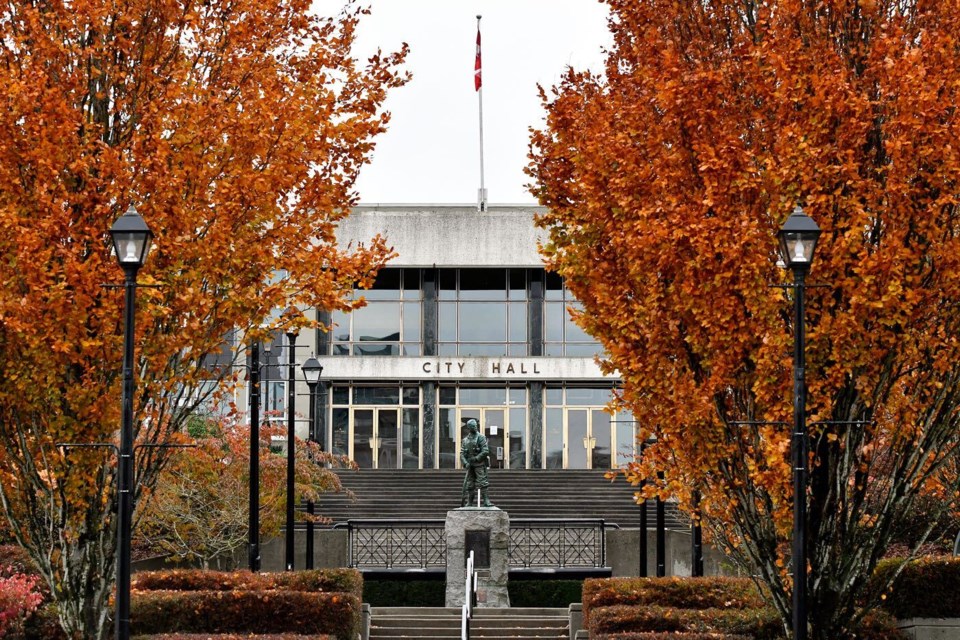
474,27,482,91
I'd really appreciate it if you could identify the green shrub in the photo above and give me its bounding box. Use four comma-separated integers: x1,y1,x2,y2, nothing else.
509,579,583,607
130,590,360,640
131,568,363,601
363,579,445,607
582,577,765,626
589,605,783,640
869,555,960,619
134,635,332,640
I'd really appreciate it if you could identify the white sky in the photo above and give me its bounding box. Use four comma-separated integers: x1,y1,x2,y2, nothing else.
313,1,612,205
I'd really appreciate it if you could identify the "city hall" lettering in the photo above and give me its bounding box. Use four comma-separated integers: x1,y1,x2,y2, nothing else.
420,360,542,376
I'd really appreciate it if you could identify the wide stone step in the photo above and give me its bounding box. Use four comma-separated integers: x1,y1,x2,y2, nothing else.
370,607,570,640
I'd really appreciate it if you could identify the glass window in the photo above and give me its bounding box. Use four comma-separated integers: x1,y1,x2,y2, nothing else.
362,269,401,300
566,388,612,405
438,269,456,300
460,269,506,300
460,302,507,342
616,417,636,467
545,271,564,300
509,407,527,469
401,408,420,469
459,343,507,356
438,303,457,341
545,408,564,469
509,388,527,406
509,269,527,300
402,269,421,299
332,386,349,405
545,302,564,342
438,408,457,468
354,387,400,405
402,386,419,405
460,387,507,405
330,269,422,356
332,408,349,457
545,388,563,405
438,387,456,405
508,303,526,342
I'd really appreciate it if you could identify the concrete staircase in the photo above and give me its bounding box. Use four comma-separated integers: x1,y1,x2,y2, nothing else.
369,607,569,639
320,469,684,529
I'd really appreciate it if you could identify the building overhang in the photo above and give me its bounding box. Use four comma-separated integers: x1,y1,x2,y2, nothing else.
315,356,617,382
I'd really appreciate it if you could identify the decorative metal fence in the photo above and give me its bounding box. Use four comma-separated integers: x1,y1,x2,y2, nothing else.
334,518,615,570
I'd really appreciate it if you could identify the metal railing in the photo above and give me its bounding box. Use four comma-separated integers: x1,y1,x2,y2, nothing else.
334,518,616,570
462,550,477,640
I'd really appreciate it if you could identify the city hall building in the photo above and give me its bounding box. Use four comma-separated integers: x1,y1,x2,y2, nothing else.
282,204,636,473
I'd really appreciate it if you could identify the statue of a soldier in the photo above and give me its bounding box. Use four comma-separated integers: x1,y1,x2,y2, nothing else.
460,418,493,507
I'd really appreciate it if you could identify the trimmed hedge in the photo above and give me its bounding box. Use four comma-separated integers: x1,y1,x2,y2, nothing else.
509,579,583,608
590,604,783,639
592,634,750,640
131,590,360,640
870,555,960,619
583,577,765,626
135,635,332,640
132,568,363,601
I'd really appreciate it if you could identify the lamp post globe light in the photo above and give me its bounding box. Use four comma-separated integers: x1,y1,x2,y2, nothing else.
108,204,153,640
284,310,300,571
300,354,322,569
301,355,323,444
777,205,821,640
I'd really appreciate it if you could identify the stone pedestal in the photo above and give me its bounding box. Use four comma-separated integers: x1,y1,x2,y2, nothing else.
445,507,510,608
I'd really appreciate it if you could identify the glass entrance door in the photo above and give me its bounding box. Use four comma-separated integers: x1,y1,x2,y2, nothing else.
565,409,613,469
351,408,400,469
457,408,508,469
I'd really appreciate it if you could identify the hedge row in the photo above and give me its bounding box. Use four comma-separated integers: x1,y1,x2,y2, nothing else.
870,555,960,619
590,604,784,640
130,590,360,640
592,634,750,640
132,568,363,600
583,577,765,626
134,635,332,640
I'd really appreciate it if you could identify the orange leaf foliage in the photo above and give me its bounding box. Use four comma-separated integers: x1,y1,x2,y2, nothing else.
529,0,960,635
0,1,406,637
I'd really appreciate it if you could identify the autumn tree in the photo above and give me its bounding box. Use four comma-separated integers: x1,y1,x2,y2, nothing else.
529,0,960,638
138,421,354,570
0,1,406,638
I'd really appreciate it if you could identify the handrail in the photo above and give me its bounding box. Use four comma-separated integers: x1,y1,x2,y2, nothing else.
462,550,476,640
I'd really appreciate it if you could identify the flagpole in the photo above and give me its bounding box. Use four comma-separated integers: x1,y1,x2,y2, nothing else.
476,14,486,212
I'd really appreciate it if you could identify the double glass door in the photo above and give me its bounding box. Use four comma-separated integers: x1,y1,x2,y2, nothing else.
351,408,419,469
565,409,612,469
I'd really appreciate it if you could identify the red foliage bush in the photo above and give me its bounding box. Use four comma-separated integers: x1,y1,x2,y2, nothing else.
592,634,750,640
582,577,765,626
131,568,363,600
589,604,783,639
134,635,333,639
0,573,44,637
131,590,360,640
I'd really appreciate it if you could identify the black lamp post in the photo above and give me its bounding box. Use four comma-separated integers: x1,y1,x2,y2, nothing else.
109,204,153,640
284,312,300,571
777,205,821,640
301,355,323,444
301,355,322,569
248,339,262,572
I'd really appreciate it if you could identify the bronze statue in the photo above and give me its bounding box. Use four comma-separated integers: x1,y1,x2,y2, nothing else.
460,418,493,507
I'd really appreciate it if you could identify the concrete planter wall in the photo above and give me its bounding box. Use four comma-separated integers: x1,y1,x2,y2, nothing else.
897,618,960,640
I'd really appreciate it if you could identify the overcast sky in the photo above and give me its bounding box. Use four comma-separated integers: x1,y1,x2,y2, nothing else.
313,1,612,205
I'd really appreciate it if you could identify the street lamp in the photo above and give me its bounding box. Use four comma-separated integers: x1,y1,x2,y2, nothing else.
301,355,323,444
109,204,153,640
777,205,821,640
247,337,276,572
284,310,300,572
301,354,322,570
